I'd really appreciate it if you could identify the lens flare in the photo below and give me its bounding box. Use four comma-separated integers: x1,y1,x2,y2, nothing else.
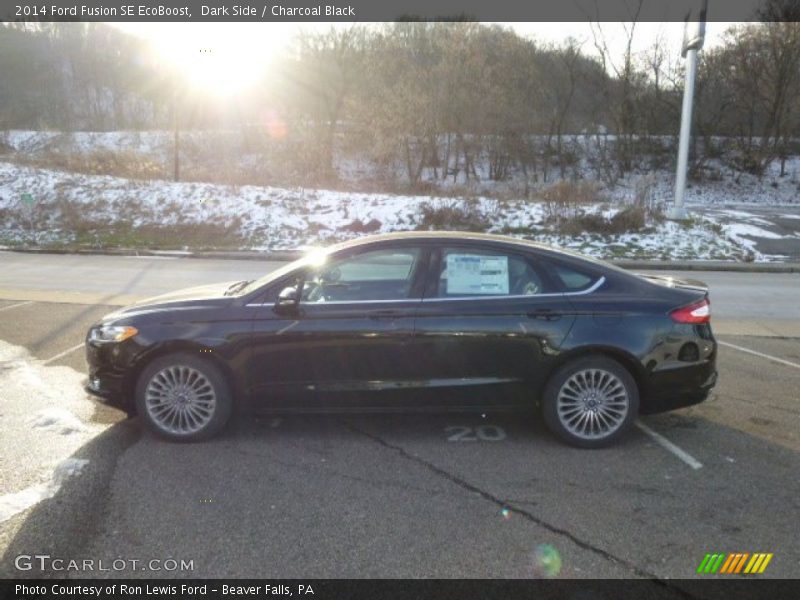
532,544,562,577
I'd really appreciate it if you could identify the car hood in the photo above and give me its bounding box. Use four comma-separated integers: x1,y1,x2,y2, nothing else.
103,281,239,321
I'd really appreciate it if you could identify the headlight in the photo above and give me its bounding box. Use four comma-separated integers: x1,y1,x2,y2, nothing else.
88,325,138,344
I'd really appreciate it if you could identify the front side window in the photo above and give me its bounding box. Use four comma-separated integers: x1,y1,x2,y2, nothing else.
437,247,549,298
302,248,421,303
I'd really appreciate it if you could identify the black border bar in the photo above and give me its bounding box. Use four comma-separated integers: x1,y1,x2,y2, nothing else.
3,579,800,600
1,0,781,23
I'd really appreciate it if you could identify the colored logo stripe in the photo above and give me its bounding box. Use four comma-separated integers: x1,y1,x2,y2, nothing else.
718,554,734,573
720,553,748,574
699,553,773,575
749,553,773,574
733,553,749,573
697,553,725,574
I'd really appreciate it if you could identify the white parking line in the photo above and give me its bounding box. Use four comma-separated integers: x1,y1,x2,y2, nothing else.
43,342,85,365
0,300,33,312
635,421,703,470
718,340,800,370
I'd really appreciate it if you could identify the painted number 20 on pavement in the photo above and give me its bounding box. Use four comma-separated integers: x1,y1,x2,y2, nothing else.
445,425,507,442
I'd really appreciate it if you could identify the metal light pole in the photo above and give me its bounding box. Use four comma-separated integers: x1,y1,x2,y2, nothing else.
668,0,708,221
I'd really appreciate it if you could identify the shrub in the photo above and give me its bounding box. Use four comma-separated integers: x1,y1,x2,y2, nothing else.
540,180,603,223
557,213,608,236
113,222,245,250
730,151,767,177
0,134,12,155
417,199,490,232
18,149,165,180
610,205,646,231
556,205,648,236
343,218,382,233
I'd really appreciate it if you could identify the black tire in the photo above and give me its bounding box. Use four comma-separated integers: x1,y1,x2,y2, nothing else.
542,355,639,449
135,352,233,442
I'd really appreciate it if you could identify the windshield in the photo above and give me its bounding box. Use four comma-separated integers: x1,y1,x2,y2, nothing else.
231,249,331,297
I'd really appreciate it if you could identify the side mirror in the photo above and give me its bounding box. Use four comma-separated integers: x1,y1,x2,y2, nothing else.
274,286,299,314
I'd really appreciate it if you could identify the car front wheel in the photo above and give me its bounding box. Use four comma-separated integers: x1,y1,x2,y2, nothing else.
135,353,232,442
542,356,638,448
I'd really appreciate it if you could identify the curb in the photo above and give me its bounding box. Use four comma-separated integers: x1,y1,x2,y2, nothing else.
0,246,303,262
609,260,800,273
3,247,799,273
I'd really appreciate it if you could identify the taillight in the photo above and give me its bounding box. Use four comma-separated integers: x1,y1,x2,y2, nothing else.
670,298,710,324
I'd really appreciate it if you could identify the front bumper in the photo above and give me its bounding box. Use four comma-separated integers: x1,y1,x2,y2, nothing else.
85,340,134,413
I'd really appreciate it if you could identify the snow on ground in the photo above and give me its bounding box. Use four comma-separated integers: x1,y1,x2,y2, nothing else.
725,223,786,240
5,129,169,160
0,458,89,523
711,210,776,226
609,160,800,207
0,340,107,523
722,224,792,256
534,221,769,261
0,160,772,260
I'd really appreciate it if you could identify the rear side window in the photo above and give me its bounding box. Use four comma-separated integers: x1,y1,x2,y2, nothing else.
436,247,552,298
552,264,598,292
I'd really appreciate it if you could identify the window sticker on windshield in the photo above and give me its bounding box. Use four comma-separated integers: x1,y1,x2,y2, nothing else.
446,254,509,295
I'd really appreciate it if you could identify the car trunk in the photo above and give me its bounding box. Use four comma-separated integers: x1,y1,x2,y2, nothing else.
635,273,709,296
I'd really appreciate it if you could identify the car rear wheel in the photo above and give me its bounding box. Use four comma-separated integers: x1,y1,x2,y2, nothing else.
542,356,638,448
135,353,232,442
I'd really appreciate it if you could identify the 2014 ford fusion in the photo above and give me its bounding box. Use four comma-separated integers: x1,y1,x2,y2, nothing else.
85,232,717,447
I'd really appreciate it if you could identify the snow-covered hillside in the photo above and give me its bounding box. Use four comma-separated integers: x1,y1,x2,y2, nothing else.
4,129,800,205
2,130,799,260
1,160,790,261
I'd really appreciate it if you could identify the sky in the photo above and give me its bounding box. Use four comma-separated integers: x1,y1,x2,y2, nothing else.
112,21,736,96
115,21,733,54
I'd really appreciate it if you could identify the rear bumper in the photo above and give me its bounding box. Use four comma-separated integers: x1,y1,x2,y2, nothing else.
641,363,718,415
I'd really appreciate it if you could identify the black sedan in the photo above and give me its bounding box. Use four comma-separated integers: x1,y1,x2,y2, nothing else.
85,232,717,448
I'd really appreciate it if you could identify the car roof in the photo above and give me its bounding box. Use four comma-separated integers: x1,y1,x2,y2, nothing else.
325,231,624,274
330,231,554,252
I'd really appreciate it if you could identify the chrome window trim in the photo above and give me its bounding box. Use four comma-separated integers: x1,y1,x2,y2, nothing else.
423,275,606,302
246,298,420,307
244,276,605,307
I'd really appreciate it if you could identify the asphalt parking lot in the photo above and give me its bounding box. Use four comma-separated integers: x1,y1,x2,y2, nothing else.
0,254,798,582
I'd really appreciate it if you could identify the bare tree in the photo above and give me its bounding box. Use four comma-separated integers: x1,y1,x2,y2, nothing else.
588,0,645,175
703,23,800,176
288,26,368,179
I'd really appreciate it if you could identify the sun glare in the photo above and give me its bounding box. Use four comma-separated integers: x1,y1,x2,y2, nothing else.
161,24,278,96
116,23,296,97
183,42,262,95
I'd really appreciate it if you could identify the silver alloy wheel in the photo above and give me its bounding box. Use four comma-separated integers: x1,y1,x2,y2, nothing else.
556,368,629,440
144,365,217,435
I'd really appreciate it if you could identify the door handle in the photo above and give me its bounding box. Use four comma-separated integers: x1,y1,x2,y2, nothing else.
527,309,562,321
